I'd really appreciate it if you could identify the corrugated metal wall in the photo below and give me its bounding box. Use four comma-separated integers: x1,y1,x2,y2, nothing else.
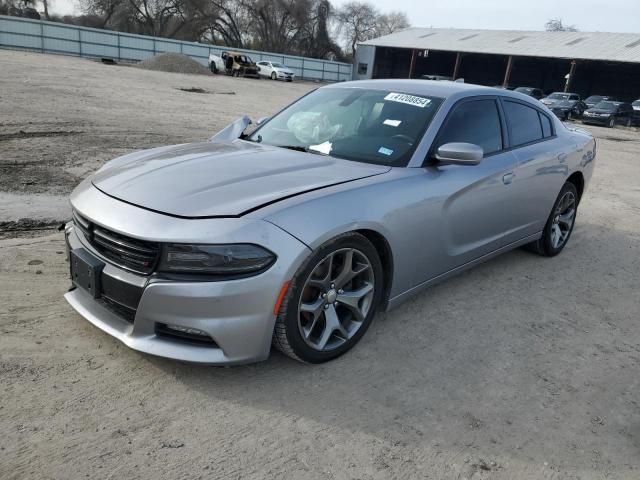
0,15,353,82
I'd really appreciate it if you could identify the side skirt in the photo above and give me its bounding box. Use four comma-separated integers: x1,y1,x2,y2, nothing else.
385,232,542,312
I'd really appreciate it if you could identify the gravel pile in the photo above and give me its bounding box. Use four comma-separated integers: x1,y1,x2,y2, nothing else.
137,53,210,75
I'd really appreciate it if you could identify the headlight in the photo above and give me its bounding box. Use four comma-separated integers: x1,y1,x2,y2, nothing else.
159,244,276,275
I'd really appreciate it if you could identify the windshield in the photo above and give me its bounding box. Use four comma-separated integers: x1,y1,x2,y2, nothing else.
548,93,571,100
633,100,640,107
272,63,285,68
586,96,604,103
593,101,617,111
247,88,443,167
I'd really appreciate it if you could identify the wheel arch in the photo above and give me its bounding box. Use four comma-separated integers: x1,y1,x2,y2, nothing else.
567,171,585,203
355,229,394,310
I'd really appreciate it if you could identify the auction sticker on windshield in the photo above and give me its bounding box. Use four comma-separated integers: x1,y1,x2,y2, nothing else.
384,93,431,108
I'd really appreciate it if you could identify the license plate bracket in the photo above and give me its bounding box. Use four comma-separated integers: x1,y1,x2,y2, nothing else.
70,248,104,298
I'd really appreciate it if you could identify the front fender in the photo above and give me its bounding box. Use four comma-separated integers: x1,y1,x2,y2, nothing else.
256,168,430,299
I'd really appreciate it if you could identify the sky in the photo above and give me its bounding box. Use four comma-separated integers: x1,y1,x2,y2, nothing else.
50,0,639,34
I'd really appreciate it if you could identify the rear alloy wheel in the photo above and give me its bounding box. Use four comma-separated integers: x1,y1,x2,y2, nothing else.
527,182,578,257
273,233,383,363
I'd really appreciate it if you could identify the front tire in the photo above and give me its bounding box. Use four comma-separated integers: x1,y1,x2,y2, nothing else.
607,117,615,128
273,233,384,363
527,182,578,257
271,72,277,80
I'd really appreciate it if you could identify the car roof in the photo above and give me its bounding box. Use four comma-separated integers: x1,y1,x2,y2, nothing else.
323,79,504,99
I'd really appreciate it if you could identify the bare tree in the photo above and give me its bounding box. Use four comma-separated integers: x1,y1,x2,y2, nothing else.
41,0,49,19
47,0,408,59
335,1,378,57
376,10,409,36
545,18,578,32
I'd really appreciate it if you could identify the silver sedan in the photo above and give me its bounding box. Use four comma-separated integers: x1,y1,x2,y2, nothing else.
64,80,596,365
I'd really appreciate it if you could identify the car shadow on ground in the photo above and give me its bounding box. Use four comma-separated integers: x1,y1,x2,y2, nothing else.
147,221,640,466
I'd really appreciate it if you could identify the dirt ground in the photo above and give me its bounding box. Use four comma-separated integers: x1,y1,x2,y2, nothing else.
1,50,640,480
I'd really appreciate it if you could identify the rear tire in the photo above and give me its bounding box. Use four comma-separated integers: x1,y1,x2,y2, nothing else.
273,233,384,363
526,182,578,257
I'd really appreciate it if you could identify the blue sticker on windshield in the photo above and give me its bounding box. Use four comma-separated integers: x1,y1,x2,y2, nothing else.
378,147,394,156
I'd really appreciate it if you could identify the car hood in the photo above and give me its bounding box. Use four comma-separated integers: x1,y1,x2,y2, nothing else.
276,68,294,74
585,108,613,114
551,100,576,108
542,98,571,106
91,141,390,218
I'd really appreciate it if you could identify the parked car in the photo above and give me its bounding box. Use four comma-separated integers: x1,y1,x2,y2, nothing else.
208,53,225,74
633,100,640,125
582,101,635,128
256,61,295,81
221,51,260,78
541,92,586,120
514,87,544,100
421,74,453,81
584,95,616,109
64,80,595,365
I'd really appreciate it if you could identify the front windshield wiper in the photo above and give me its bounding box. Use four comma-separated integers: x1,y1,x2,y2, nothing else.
276,145,329,156
277,145,308,152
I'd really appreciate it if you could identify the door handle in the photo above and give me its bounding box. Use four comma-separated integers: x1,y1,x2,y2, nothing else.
502,173,515,185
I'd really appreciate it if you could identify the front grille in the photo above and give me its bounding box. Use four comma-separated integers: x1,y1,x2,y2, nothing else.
73,210,159,275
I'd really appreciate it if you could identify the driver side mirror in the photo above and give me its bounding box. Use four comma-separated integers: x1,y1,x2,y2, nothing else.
434,142,483,165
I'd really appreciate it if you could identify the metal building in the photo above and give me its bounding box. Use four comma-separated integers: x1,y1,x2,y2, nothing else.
355,28,640,100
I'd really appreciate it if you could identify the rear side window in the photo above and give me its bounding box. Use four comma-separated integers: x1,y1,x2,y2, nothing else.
436,99,503,155
504,101,543,147
539,112,553,138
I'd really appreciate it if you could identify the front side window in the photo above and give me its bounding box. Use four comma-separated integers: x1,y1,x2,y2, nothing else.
503,101,543,147
435,99,503,156
248,88,443,166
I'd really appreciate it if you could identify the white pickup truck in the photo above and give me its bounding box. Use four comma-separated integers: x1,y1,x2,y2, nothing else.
208,53,225,74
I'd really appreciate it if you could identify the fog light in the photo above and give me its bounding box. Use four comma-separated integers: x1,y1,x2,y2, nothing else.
165,324,209,337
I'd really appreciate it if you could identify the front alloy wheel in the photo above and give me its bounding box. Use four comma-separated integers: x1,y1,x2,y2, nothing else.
298,248,374,351
273,233,383,363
